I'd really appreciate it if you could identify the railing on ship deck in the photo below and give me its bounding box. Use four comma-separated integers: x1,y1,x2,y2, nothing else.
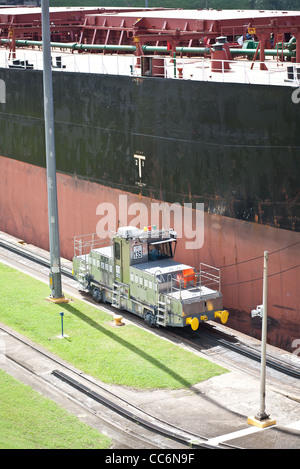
0,49,300,87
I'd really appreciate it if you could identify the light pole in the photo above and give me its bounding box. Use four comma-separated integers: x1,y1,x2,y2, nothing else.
248,251,276,428
41,0,67,303
257,251,269,421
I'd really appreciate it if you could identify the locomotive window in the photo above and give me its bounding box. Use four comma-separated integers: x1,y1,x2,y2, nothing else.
159,242,172,258
114,242,120,260
149,241,172,260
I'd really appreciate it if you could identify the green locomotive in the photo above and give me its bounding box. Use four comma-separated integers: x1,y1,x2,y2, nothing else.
72,226,229,330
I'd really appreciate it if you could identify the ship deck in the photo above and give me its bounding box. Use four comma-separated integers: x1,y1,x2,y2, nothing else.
0,6,299,88
0,46,299,89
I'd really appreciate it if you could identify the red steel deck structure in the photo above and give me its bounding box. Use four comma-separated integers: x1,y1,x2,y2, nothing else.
0,7,300,62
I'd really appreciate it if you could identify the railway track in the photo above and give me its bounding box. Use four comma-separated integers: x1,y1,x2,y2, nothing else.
0,322,235,449
0,235,299,450
0,238,74,279
174,326,300,381
0,236,299,382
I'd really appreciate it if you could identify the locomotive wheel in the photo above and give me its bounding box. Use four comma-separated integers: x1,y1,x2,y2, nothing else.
92,287,101,303
144,309,156,328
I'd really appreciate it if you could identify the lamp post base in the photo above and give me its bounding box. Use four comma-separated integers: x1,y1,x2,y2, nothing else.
247,415,276,428
46,296,69,304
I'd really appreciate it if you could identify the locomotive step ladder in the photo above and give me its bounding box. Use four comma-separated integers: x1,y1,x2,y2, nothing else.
157,296,171,326
112,282,122,309
112,281,128,309
77,262,89,288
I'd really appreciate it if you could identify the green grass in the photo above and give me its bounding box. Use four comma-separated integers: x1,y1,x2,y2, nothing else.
0,368,112,449
0,262,227,389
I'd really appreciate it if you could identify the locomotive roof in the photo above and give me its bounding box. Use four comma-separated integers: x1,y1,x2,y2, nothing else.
134,259,191,275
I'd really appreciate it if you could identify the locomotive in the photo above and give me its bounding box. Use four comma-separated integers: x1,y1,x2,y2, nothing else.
72,226,229,330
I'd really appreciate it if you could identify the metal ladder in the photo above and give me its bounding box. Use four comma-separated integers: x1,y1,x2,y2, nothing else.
78,260,89,288
157,295,170,326
112,282,122,309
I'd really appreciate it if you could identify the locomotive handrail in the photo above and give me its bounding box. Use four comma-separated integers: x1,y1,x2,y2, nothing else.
162,291,183,313
165,263,221,297
154,269,164,284
74,231,114,258
199,263,221,292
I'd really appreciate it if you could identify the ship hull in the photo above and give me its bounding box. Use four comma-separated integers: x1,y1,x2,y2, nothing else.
0,68,299,351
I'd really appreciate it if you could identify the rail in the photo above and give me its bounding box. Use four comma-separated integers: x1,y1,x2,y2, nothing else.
0,46,300,88
0,320,220,448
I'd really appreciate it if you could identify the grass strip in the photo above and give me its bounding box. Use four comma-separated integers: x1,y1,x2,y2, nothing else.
0,368,112,449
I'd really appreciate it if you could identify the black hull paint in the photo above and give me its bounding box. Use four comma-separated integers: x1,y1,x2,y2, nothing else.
0,68,299,231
